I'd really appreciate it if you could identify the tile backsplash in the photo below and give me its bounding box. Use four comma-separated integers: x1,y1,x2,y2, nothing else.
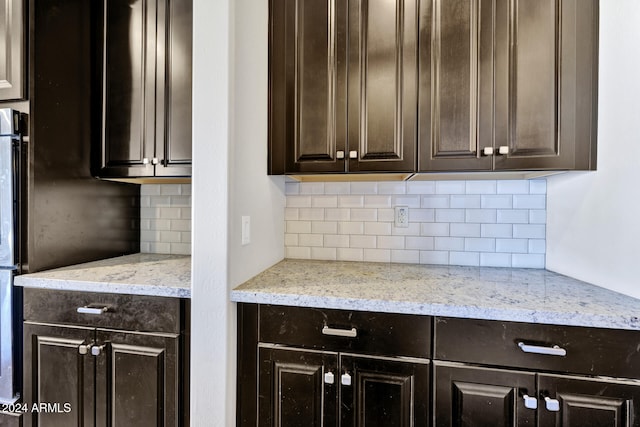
285,180,546,268
140,184,192,255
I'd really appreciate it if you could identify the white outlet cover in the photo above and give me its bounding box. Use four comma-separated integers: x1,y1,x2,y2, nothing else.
394,206,409,228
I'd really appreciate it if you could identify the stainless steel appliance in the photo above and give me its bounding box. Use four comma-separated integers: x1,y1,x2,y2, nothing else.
0,109,20,403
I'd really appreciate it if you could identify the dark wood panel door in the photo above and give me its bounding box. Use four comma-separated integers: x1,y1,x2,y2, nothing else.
154,0,192,177
23,322,95,427
494,0,598,170
269,0,349,174
0,0,25,100
538,374,640,427
340,355,429,427
347,0,418,172
95,330,180,427
418,0,494,172
433,362,536,427
258,347,338,427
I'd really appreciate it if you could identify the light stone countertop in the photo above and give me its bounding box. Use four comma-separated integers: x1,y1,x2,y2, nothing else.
231,259,640,331
15,253,191,298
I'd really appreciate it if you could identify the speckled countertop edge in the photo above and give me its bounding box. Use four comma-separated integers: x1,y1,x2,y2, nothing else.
231,259,640,331
14,253,191,298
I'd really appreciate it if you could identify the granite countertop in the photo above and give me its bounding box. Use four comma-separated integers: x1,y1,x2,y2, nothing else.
231,259,640,331
15,253,191,298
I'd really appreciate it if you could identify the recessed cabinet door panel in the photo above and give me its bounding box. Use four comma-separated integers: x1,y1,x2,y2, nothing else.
95,330,180,427
272,0,348,174
0,0,25,100
348,0,417,172
433,362,536,427
538,374,640,427
23,322,95,427
419,0,493,171
340,355,429,427
259,347,338,427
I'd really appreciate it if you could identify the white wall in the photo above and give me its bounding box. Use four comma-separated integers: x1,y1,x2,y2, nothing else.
191,0,285,425
546,1,640,299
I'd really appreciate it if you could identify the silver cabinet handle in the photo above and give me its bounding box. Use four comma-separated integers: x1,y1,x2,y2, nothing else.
336,150,345,159
322,326,357,338
523,394,538,410
544,396,560,412
78,344,92,355
341,373,352,386
498,145,509,155
77,306,109,315
143,157,150,164
518,342,567,357
152,157,159,165
482,147,494,156
324,372,335,385
91,345,105,356
349,150,358,159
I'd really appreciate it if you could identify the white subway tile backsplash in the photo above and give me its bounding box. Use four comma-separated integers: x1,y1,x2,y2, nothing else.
285,179,546,268
141,184,192,255
285,182,300,195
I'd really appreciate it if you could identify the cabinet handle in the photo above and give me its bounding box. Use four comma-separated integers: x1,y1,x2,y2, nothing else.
544,396,560,412
336,150,345,159
322,326,357,338
482,147,494,156
324,372,335,385
341,373,352,386
349,151,358,159
518,342,567,357
143,157,150,165
152,157,159,165
522,394,538,410
498,146,509,155
78,344,92,355
91,345,105,356
77,305,109,315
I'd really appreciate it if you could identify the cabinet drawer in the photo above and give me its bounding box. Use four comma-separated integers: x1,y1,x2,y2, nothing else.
435,317,640,379
259,305,431,358
23,288,183,333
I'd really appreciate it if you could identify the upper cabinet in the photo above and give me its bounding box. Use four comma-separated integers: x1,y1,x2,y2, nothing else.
268,0,418,175
0,0,26,101
270,0,598,176
92,0,192,179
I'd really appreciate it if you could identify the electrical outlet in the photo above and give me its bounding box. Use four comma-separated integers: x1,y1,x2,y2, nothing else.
241,216,251,245
394,206,409,228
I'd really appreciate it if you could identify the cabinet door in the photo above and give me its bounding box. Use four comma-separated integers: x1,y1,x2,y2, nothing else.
23,322,95,427
433,362,536,427
154,0,192,177
0,0,25,100
259,347,338,427
538,374,640,427
98,0,158,178
340,355,429,427
418,0,494,172
269,0,349,174
347,0,417,172
94,330,180,427
494,0,598,170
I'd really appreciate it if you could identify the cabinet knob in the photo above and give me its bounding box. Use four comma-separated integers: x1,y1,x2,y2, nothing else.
498,146,509,155
523,394,538,410
91,345,105,356
349,151,358,159
78,344,91,355
341,372,352,386
482,147,494,156
324,372,335,385
544,396,560,412
152,157,159,165
143,157,150,165
336,151,345,159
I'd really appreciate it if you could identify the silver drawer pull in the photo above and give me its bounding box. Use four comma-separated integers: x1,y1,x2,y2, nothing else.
322,326,357,338
544,396,560,412
77,305,109,315
523,394,538,410
518,342,567,357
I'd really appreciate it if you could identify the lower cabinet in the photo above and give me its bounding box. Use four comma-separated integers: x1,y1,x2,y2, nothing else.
22,288,189,427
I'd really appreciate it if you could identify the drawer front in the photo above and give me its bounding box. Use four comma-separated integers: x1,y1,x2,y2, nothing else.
259,305,431,358
435,317,640,379
23,288,182,333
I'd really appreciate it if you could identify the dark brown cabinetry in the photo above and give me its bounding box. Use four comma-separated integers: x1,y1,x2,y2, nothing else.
0,0,25,100
419,0,598,172
268,0,418,175
238,304,431,427
23,288,189,426
92,0,192,179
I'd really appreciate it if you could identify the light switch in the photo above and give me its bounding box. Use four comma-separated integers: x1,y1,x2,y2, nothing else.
241,216,250,245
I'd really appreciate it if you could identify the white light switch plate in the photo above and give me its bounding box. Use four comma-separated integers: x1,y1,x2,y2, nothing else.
241,216,251,245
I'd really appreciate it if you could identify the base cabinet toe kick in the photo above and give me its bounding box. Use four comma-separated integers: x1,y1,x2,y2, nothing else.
237,304,640,427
